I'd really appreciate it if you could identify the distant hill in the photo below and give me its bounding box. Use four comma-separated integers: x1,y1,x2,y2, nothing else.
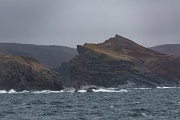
150,44,180,56
0,43,78,69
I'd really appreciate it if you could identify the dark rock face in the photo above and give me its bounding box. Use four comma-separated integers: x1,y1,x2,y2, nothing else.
0,55,63,91
70,35,180,88
52,62,72,87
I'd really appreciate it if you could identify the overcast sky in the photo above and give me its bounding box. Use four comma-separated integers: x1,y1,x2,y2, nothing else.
0,0,180,48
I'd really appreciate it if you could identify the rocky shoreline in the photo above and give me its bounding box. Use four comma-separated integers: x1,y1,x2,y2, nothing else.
1,35,180,91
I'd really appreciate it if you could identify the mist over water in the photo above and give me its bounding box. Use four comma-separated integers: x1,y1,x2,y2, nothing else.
0,88,180,120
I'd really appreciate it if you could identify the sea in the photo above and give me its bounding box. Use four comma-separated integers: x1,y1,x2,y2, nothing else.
0,87,180,120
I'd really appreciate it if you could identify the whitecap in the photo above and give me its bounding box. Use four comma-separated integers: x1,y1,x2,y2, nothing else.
157,86,180,89
0,89,64,94
0,90,7,94
0,88,129,94
133,88,152,90
75,89,87,93
8,89,17,94
70,87,129,93
93,88,128,93
32,90,64,94
19,90,29,94
0,89,18,94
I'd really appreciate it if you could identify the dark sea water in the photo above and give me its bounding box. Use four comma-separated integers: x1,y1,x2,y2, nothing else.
0,88,180,120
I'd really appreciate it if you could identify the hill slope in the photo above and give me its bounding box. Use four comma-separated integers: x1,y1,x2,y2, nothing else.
0,54,63,91
150,44,180,56
0,43,78,69
70,35,180,88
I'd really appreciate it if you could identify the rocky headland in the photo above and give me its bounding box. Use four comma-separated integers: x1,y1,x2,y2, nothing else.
0,54,63,91
69,35,180,89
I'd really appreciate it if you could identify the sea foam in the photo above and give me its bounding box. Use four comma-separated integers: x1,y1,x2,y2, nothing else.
0,88,128,94
93,88,128,93
0,89,63,94
157,86,180,89
1,86,178,94
0,89,27,94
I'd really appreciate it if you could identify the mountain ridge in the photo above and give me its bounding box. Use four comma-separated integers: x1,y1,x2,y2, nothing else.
0,43,78,69
150,44,180,56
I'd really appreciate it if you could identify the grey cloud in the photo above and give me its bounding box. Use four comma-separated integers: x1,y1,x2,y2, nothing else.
0,0,180,47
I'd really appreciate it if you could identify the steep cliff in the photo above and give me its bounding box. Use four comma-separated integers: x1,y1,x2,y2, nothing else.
70,35,180,88
0,54,63,91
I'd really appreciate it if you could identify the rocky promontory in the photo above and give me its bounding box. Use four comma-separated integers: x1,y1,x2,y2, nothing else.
70,35,180,88
0,54,63,91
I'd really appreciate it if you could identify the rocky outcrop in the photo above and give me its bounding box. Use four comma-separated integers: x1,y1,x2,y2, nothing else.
70,35,180,88
0,54,63,91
